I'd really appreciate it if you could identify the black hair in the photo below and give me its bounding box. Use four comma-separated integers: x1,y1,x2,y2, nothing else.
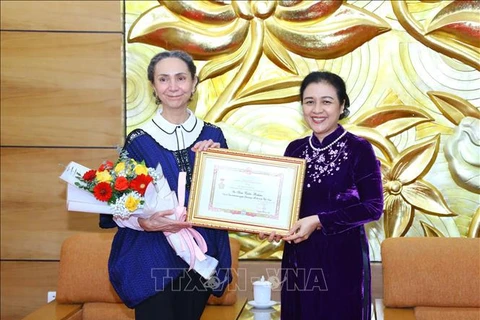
299,71,351,119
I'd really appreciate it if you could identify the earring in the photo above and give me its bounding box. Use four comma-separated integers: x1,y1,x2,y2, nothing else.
152,91,161,105
340,108,350,119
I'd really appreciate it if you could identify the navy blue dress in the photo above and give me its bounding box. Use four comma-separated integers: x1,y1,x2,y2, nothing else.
281,125,384,320
100,123,232,308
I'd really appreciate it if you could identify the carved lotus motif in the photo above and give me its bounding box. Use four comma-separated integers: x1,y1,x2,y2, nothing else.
444,117,480,194
392,0,480,70
128,0,391,121
380,135,456,237
344,101,457,238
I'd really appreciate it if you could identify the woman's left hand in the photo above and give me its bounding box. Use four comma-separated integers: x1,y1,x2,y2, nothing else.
283,215,322,244
191,139,220,152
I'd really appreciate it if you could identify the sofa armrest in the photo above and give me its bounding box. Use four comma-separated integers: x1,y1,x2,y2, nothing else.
375,299,415,320
22,300,82,320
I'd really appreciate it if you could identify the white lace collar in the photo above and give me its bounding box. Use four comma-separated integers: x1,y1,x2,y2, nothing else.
141,109,204,151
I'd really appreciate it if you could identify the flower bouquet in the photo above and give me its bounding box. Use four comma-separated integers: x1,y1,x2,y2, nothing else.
59,152,218,279
60,152,163,218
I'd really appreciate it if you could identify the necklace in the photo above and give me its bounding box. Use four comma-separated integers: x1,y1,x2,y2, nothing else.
309,131,347,152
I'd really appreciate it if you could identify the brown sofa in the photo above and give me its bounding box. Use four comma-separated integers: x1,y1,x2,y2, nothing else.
22,233,246,320
378,237,480,320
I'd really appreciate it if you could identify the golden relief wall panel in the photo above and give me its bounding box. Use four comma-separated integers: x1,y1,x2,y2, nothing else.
124,0,480,260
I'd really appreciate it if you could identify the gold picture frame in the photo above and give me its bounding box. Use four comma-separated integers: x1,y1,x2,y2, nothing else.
187,148,306,236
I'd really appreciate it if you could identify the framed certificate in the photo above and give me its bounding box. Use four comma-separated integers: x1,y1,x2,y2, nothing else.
187,148,306,236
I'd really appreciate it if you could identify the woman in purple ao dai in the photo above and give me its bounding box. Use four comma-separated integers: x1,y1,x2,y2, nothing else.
264,71,384,320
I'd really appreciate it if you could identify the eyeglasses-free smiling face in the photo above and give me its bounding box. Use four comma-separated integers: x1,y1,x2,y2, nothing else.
302,81,345,142
152,57,198,111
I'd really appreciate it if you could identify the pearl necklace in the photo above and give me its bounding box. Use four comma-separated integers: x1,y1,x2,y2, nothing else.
309,131,347,152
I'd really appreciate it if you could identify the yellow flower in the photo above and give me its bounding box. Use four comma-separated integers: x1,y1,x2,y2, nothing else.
134,163,148,175
96,170,112,182
124,194,140,212
114,161,126,174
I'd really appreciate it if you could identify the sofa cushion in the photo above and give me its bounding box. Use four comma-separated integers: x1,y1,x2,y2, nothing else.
382,237,480,308
82,302,134,320
207,237,240,306
415,306,480,320
57,232,241,307
57,233,122,304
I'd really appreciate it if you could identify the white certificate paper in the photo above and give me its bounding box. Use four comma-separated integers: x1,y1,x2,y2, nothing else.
210,165,282,217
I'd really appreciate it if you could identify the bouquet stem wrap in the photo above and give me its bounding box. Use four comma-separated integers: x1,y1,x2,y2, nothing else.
142,172,218,280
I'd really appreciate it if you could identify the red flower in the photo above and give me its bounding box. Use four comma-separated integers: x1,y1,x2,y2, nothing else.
114,176,129,191
98,160,114,171
82,169,97,181
130,174,153,195
93,182,113,201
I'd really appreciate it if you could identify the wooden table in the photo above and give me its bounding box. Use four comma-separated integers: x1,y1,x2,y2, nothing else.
237,300,386,319
237,302,280,320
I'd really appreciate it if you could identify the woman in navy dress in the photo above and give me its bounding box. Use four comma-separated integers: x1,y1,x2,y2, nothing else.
100,50,232,320
265,71,383,319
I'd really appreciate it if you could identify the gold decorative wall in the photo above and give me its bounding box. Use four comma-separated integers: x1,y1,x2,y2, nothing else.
125,0,480,261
